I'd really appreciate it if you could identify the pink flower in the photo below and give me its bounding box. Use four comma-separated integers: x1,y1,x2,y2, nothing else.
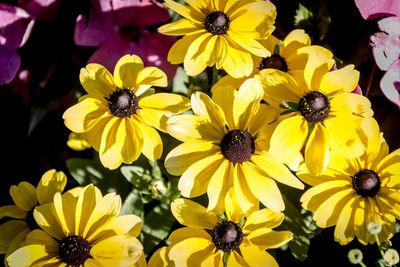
74,0,178,81
17,0,61,21
354,0,400,20
0,3,34,85
380,59,400,107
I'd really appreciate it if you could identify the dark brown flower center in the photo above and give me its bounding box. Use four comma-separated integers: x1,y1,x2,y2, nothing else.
107,88,139,118
258,55,288,72
298,91,330,123
59,235,91,266
212,221,243,252
205,11,229,35
220,130,255,164
352,169,381,197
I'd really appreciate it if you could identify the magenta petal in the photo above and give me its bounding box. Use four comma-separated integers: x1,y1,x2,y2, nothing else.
354,0,400,20
1,18,35,49
88,31,177,80
371,32,400,71
380,59,400,107
0,46,20,85
0,3,30,27
18,0,61,20
74,11,117,47
112,0,170,28
351,84,363,95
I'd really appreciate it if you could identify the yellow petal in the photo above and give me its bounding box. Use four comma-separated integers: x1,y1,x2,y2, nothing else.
319,64,360,95
243,209,284,234
139,122,163,162
133,252,147,267
227,251,248,267
120,118,145,165
247,228,293,249
300,180,351,211
4,228,31,264
136,108,169,132
313,188,355,228
171,198,218,230
0,220,29,253
211,81,236,129
269,115,308,163
221,37,253,78
167,32,205,64
165,142,221,176
207,160,232,212
240,244,279,267
178,154,224,198
227,31,270,57
280,29,311,59
163,0,205,23
62,96,109,133
246,103,278,136
91,235,143,266
168,227,211,244
36,169,67,205
229,1,276,39
334,196,357,245
158,18,204,36
256,68,303,103
242,162,284,212
191,91,226,133
136,66,168,91
298,45,335,90
148,247,170,267
139,93,190,114
377,148,400,174
330,92,373,117
304,123,330,175
74,185,101,236
10,182,37,212
113,54,144,89
251,152,304,189
98,118,124,170
233,78,263,129
168,236,214,266
84,192,121,240
33,203,66,241
183,33,214,76
6,244,55,267
79,63,116,98
234,164,258,214
90,214,142,244
224,188,243,223
166,114,223,143
0,205,26,220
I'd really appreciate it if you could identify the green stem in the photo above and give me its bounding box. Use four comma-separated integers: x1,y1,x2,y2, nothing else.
358,261,367,267
374,233,385,258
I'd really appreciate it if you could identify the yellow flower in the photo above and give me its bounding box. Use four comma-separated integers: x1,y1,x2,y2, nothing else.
67,132,91,151
256,46,374,174
299,119,400,245
212,29,318,98
165,78,303,214
158,0,276,78
7,184,143,267
168,191,292,266
0,169,66,264
63,54,190,170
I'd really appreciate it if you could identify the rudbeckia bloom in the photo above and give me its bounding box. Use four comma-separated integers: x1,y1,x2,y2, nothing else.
168,193,293,266
0,169,66,263
212,29,314,96
165,78,303,213
257,46,374,175
158,0,276,78
7,184,143,267
299,119,400,245
63,54,190,169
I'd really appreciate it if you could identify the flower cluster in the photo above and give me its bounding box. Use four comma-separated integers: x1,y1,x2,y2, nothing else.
1,0,400,266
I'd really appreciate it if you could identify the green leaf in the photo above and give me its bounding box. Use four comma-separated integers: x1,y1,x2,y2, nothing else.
172,66,189,96
280,101,299,111
120,188,144,218
65,155,132,200
294,3,313,26
223,252,230,267
141,204,176,255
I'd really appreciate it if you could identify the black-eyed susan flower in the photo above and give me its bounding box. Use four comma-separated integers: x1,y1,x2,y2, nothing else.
212,29,324,101
7,184,143,267
158,0,276,78
167,191,292,266
0,169,66,263
63,54,190,170
165,78,303,214
299,119,400,245
256,46,374,175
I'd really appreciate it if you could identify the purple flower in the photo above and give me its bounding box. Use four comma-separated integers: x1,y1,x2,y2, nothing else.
354,0,400,20
74,0,178,81
0,3,34,85
18,0,61,21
